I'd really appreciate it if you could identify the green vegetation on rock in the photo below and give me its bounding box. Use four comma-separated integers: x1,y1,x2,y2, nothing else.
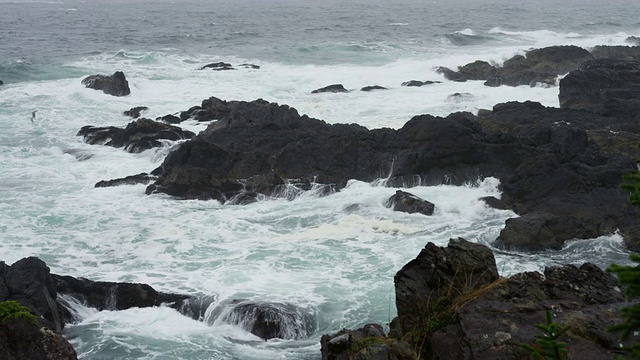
517,310,570,360
0,300,38,326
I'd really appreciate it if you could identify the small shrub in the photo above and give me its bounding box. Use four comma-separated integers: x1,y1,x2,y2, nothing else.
518,310,570,360
0,300,39,326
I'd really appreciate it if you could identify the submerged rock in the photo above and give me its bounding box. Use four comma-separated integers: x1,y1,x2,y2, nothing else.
156,114,182,124
81,71,131,96
123,106,148,118
199,62,234,70
386,190,435,215
78,118,195,153
360,85,387,91
223,301,316,340
94,173,157,188
311,84,349,93
239,63,260,69
401,80,440,87
445,92,474,103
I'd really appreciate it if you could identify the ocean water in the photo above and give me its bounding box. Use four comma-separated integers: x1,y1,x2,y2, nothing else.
1,0,638,359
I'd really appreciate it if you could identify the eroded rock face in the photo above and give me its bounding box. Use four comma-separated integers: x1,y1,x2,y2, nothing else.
559,59,640,119
394,238,498,336
0,320,77,360
81,71,131,96
123,106,148,118
447,263,629,360
78,118,195,153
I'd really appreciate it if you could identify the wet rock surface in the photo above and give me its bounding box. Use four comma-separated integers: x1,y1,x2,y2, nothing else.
385,190,435,216
312,84,349,93
326,239,633,360
78,118,195,153
81,71,131,96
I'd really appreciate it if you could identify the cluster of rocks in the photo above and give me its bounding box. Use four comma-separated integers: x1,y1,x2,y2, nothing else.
321,239,633,359
309,80,440,94
198,62,260,71
437,44,640,87
90,56,640,252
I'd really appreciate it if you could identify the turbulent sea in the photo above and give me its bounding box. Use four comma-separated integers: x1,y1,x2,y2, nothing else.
1,0,639,358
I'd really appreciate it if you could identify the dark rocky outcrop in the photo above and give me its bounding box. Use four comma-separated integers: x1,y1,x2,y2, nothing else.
52,275,188,322
94,172,157,188
78,118,195,153
199,62,234,71
312,84,349,93
0,80,3,85
134,96,640,250
81,71,131,96
401,80,440,87
386,190,435,216
394,239,499,336
439,45,594,87
388,239,632,359
361,85,387,92
1,257,64,332
325,239,632,358
123,106,148,119
559,59,640,119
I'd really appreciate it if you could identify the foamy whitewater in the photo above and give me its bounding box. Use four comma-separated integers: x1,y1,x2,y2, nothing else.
1,0,639,358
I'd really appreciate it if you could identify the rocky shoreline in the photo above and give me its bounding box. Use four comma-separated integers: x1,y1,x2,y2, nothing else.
5,44,640,358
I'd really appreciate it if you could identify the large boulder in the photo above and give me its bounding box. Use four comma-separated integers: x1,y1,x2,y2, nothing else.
559,59,640,119
123,106,148,119
394,238,498,336
312,84,349,94
222,301,316,340
2,257,64,332
81,71,131,96
385,190,435,216
78,118,195,153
